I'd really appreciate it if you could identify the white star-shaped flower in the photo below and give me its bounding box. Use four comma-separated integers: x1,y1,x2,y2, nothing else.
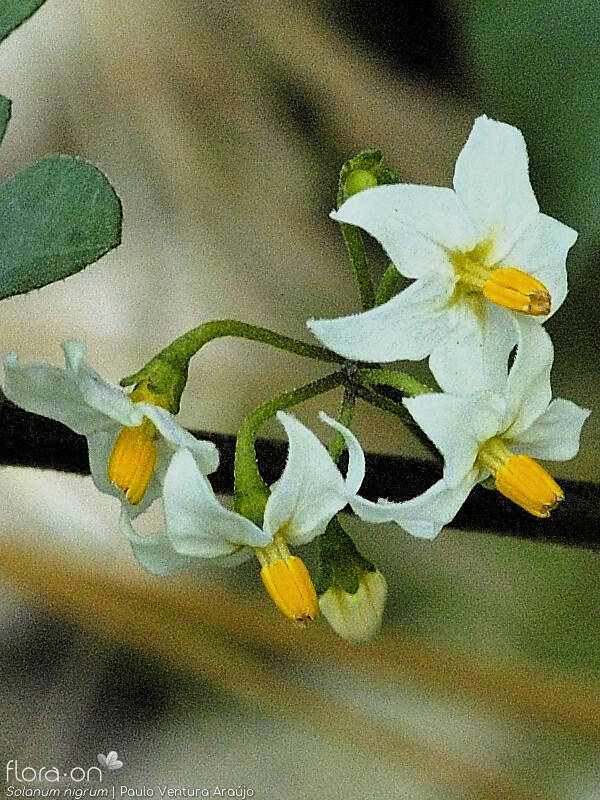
348,321,590,538
308,116,577,391
121,411,367,622
3,341,219,516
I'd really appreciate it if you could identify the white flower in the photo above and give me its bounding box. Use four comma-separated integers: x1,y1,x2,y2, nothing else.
308,116,577,391
319,569,387,644
349,321,590,538
120,411,367,622
3,341,219,516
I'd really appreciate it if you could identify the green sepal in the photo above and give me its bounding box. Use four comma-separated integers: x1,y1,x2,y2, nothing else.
337,148,397,207
121,353,189,415
0,155,122,301
0,0,48,45
316,517,376,596
0,95,11,146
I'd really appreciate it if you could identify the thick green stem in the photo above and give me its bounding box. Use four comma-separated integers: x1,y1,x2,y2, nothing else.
328,386,356,465
375,263,402,306
234,371,346,525
338,223,376,311
358,367,431,397
120,319,343,405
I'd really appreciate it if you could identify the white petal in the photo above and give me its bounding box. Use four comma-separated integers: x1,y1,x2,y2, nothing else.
263,412,348,547
504,319,554,436
138,403,219,475
511,399,591,461
307,272,456,362
404,394,503,486
500,212,577,319
119,511,251,575
332,184,476,278
3,351,120,435
350,472,479,540
453,116,539,261
429,301,518,396
318,412,366,495
87,429,162,517
62,342,143,428
163,448,269,556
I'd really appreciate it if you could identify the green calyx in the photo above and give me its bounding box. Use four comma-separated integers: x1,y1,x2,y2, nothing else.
316,517,376,596
337,148,397,207
120,354,189,414
336,149,397,313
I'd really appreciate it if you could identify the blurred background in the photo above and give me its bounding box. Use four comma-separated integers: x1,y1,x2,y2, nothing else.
0,1,599,798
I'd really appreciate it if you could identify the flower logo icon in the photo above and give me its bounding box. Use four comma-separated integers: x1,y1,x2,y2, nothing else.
97,751,123,771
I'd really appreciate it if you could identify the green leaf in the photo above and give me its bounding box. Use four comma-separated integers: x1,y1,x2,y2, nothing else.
0,94,10,145
0,0,48,44
0,155,122,300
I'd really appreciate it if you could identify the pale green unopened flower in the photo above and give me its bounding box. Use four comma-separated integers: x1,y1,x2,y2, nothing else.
319,569,387,644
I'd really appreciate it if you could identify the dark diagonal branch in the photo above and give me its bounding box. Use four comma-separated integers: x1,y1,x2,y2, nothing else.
1,398,598,550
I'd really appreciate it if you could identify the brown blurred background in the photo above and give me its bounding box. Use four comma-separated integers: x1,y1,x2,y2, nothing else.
0,2,598,798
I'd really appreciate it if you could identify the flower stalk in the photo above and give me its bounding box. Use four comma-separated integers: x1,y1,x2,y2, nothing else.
234,371,346,525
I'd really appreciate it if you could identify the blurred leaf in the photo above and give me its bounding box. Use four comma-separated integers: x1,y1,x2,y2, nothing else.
0,0,47,44
0,94,10,145
0,155,122,300
458,2,600,290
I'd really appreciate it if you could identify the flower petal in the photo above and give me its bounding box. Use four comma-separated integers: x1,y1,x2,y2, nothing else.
263,412,348,546
332,184,476,278
318,412,366,495
500,212,577,319
453,116,540,262
87,428,163,518
3,350,123,435
404,394,503,487
120,510,251,575
511,398,590,461
350,472,480,540
163,448,269,556
139,403,219,475
62,341,144,428
504,319,554,436
307,272,456,362
428,301,517,396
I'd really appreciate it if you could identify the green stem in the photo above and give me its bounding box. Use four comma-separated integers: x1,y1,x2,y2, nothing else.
338,223,376,311
374,263,402,306
120,319,344,409
358,367,431,397
328,386,357,465
234,371,346,525
355,384,441,461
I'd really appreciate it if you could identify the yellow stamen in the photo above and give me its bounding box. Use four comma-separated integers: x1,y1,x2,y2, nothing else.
107,381,173,505
477,438,564,518
452,251,551,316
256,536,318,623
107,419,157,505
482,267,551,316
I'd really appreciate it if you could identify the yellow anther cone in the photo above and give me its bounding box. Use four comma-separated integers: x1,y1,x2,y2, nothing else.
260,556,319,623
107,424,157,505
483,267,550,315
495,453,564,518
